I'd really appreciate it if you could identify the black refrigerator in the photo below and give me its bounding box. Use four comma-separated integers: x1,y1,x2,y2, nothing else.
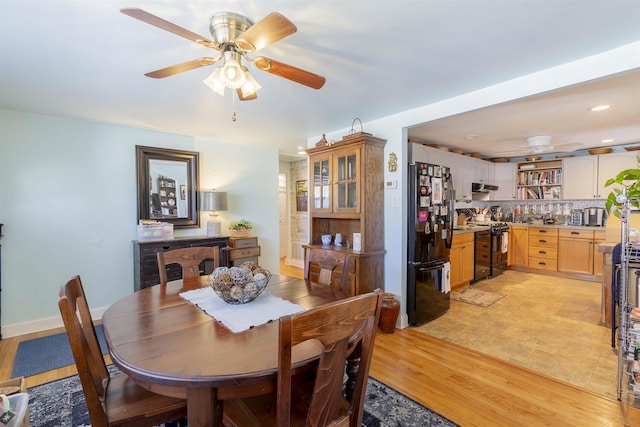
407,161,454,326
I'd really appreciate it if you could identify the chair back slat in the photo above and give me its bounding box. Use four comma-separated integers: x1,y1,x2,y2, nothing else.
58,276,109,427
277,290,383,427
157,246,220,284
304,248,351,293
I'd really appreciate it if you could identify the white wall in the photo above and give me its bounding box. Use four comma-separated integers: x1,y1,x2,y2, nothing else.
0,110,280,337
309,41,640,328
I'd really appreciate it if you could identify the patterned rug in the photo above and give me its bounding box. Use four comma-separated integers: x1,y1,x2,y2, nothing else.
450,287,505,307
27,366,458,426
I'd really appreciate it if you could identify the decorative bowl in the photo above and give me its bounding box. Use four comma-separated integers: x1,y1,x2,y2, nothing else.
208,264,271,304
588,147,612,155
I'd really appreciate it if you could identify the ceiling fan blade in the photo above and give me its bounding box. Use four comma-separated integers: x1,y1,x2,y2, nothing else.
253,56,326,89
121,8,219,49
235,12,297,52
236,88,257,101
145,58,217,79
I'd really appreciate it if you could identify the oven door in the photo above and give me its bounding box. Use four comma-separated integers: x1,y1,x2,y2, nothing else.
490,230,508,277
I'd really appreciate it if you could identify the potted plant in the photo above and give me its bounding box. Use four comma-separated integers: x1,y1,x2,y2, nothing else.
229,219,253,237
605,155,640,218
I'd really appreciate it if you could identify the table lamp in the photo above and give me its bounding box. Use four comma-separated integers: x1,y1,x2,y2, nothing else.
199,191,228,236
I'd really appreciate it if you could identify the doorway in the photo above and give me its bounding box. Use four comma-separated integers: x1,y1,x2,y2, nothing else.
278,174,287,259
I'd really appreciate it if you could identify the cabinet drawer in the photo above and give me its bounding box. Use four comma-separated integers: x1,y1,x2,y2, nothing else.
528,236,558,248
230,237,258,248
529,246,557,259
529,227,558,237
229,246,261,261
558,229,594,240
529,257,558,271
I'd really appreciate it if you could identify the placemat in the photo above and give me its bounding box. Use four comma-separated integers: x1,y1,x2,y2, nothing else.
180,287,305,333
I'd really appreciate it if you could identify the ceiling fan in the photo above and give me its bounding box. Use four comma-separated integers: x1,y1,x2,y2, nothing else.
496,135,583,155
121,8,326,101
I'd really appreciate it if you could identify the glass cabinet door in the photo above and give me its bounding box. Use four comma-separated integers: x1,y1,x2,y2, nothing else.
334,148,360,213
312,156,332,212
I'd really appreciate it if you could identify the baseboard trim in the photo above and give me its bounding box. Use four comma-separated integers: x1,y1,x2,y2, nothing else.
2,306,107,339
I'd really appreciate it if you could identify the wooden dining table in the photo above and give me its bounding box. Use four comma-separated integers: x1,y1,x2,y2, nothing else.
101,274,347,427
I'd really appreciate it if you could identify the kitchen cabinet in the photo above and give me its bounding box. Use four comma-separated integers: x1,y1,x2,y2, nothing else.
563,152,638,199
306,134,386,294
133,236,230,291
557,229,594,275
491,162,517,200
508,226,529,267
516,159,562,200
528,227,558,271
450,232,475,287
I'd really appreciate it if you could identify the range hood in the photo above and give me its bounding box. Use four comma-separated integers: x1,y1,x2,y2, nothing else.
472,183,499,193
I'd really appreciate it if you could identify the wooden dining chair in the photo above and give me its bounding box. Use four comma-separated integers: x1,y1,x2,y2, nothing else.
58,275,188,427
304,248,351,293
157,245,220,284
223,289,384,427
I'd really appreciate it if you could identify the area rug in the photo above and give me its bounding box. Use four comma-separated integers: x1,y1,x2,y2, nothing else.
451,287,505,307
26,366,458,426
11,325,107,378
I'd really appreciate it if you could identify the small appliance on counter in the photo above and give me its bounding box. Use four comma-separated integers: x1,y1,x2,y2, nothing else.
583,207,604,226
570,210,583,226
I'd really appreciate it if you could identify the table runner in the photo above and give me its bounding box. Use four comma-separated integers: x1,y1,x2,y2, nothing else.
180,287,305,333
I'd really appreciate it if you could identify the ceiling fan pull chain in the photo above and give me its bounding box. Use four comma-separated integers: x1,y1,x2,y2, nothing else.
232,92,237,122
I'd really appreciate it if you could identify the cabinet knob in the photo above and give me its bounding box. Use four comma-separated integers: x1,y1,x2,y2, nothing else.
539,250,546,254
539,239,547,243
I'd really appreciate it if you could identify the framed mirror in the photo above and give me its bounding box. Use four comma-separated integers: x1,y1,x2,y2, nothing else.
136,146,200,228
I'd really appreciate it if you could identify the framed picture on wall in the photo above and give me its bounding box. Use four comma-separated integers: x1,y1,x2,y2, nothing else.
296,180,308,211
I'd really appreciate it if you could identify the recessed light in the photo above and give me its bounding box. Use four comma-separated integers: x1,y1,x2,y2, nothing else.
465,135,478,140
590,105,610,112
600,138,614,144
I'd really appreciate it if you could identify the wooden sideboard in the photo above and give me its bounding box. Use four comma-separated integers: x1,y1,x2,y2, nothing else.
133,236,230,290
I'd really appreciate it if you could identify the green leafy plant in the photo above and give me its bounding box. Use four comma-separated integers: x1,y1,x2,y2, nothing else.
229,219,252,231
605,155,640,217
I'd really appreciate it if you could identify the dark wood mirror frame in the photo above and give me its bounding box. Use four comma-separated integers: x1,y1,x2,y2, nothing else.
136,145,200,228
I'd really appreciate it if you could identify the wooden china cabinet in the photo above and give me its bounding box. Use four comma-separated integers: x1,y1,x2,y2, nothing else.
304,134,386,296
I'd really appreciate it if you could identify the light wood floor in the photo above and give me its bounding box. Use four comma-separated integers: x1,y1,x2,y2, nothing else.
1,259,638,426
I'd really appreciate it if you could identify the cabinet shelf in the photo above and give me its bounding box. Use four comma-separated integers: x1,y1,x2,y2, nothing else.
516,160,562,200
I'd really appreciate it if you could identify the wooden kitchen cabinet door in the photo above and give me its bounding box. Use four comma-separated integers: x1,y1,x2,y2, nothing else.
461,233,475,283
558,237,594,275
509,226,529,267
449,241,462,287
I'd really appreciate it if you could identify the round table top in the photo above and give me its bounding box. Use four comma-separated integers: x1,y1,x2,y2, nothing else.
102,274,345,389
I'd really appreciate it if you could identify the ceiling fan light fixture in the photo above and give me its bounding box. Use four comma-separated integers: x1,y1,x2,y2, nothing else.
526,135,552,147
240,67,261,98
203,67,226,96
220,51,245,89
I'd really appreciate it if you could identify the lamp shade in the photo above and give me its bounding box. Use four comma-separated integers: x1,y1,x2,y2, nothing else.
199,191,228,212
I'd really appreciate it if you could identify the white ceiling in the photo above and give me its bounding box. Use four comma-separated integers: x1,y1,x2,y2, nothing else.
1,1,639,160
